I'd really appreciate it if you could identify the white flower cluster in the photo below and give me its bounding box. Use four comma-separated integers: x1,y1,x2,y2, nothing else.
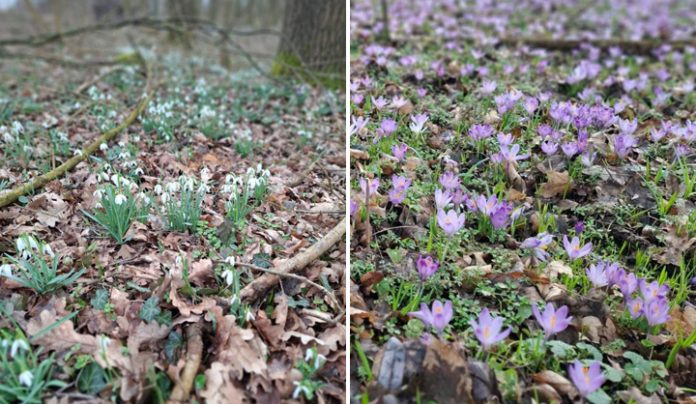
154,168,211,205
220,164,270,199
233,126,253,142
94,171,148,207
86,86,112,101
0,338,32,386
15,234,53,260
0,121,24,143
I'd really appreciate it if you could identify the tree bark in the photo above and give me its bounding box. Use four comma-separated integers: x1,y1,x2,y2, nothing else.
275,0,345,86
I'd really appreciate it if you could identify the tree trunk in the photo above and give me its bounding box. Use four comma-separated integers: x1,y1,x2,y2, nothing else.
275,0,345,88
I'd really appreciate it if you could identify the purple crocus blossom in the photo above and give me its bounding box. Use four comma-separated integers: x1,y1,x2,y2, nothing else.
496,143,529,165
541,141,558,155
490,202,512,229
388,175,411,204
618,272,638,296
520,232,553,261
644,297,670,326
380,119,398,135
409,113,429,133
480,80,497,95
416,255,439,281
439,172,460,190
469,124,493,141
614,134,636,159
561,142,579,158
350,199,358,218
437,209,465,237
392,143,408,161
532,303,572,338
639,279,670,303
408,300,453,334
469,308,511,350
626,297,644,319
563,235,592,260
568,360,605,397
350,115,369,136
372,96,388,110
391,175,411,191
586,263,608,287
359,177,380,195
434,188,452,211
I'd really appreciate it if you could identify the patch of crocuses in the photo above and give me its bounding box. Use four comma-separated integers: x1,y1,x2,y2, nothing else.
350,0,695,401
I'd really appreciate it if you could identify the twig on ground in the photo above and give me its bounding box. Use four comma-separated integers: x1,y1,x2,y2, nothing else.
238,217,346,304
169,323,203,403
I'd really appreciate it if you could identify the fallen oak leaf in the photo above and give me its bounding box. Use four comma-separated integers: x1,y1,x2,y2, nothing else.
539,170,571,198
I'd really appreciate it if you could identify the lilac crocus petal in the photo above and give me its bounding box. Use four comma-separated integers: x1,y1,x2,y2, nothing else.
586,263,608,287
408,303,433,327
431,300,454,334
416,255,439,281
614,133,636,159
639,279,670,303
391,175,411,191
618,272,638,296
392,143,408,161
568,360,605,397
469,124,493,141
409,113,429,133
439,172,460,190
469,308,511,350
437,209,465,237
380,119,397,135
532,303,572,338
372,96,388,110
434,188,452,210
626,297,644,319
350,199,358,218
541,141,558,155
359,178,380,195
563,235,592,260
388,188,407,204
490,203,511,229
644,297,670,326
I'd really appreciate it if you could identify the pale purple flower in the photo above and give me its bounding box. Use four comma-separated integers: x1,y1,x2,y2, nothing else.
391,96,408,109
626,297,644,319
520,232,553,261
490,202,512,229
568,360,605,397
480,80,497,95
541,141,558,155
408,300,453,334
532,303,572,338
434,188,452,210
618,118,638,135
388,188,407,204
380,119,397,135
639,279,669,303
614,134,636,159
497,132,513,147
562,142,579,158
359,178,380,195
563,235,592,260
644,297,670,326
469,308,511,350
391,175,411,191
537,124,553,139
524,97,539,115
350,199,358,218
618,272,638,296
350,115,369,136
351,93,364,105
416,88,427,97
392,143,408,161
469,124,493,141
475,194,499,216
439,172,460,190
416,255,439,281
437,209,465,237
586,263,608,287
409,113,429,133
497,143,529,165
372,96,389,110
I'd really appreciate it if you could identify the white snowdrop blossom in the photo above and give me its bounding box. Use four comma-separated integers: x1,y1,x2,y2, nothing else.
224,256,236,266
0,264,11,277
221,269,235,286
18,370,33,387
114,194,127,205
10,339,29,357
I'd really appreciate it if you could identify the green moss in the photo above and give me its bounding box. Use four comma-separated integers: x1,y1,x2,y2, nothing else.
271,52,343,90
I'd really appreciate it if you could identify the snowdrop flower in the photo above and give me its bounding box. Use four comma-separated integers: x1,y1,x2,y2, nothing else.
221,269,235,286
10,339,29,357
224,256,236,266
74,149,83,156
99,143,108,151
292,382,311,399
18,370,33,387
42,244,54,257
114,194,127,205
0,264,12,277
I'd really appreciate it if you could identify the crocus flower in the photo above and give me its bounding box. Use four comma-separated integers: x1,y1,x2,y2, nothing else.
561,142,579,158
409,113,429,133
408,300,453,334
350,199,358,218
392,143,408,161
644,297,670,326
586,263,608,287
626,297,644,319
359,177,380,195
532,303,572,338
480,80,497,95
490,202,512,229
541,141,558,155
469,124,493,141
614,134,636,159
434,188,452,210
437,209,465,237
497,143,529,165
520,232,553,261
568,360,605,397
618,272,638,296
469,308,511,350
380,119,397,135
391,175,411,191
372,96,388,110
388,188,407,204
439,172,460,190
639,279,669,303
416,255,439,281
563,235,592,260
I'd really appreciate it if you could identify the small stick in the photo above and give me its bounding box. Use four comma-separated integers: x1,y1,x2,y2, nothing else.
169,323,203,403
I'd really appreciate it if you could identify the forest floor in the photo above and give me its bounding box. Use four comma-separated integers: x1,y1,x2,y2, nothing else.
0,30,346,403
349,1,696,403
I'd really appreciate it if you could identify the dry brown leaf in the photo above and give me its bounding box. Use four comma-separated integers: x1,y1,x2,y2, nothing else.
200,362,246,404
540,170,571,198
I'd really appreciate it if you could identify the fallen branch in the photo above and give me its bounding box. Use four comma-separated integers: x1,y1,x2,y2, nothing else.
169,323,203,403
239,217,346,303
0,63,151,209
